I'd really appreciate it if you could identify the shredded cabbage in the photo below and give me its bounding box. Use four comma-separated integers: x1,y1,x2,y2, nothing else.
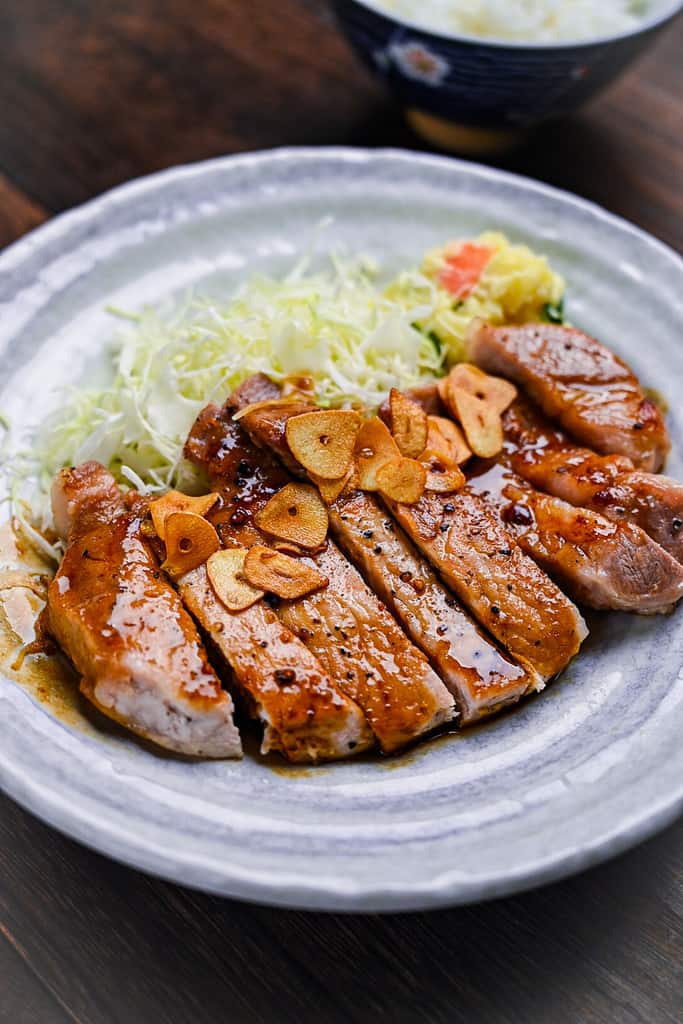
8,233,565,529
32,254,444,497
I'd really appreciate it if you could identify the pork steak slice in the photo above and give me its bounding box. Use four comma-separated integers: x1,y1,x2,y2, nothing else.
47,462,242,758
467,461,683,614
468,322,669,472
502,398,683,564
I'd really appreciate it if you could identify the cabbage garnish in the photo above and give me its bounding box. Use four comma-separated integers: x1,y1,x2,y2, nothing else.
32,254,445,497
8,235,563,535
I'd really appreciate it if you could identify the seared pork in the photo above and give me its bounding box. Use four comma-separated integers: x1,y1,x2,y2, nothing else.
234,376,585,689
184,404,455,749
467,462,683,614
233,377,544,721
468,322,670,471
380,487,586,681
174,412,374,762
176,565,372,761
324,489,537,722
503,399,683,563
383,385,683,566
232,389,541,722
47,462,242,758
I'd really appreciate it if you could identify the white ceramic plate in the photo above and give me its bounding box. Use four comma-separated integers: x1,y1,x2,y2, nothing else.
1,148,682,912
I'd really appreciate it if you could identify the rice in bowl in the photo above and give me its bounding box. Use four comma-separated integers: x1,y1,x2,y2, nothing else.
375,0,650,43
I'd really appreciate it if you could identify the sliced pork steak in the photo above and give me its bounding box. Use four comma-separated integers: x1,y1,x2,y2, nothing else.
467,461,683,614
502,398,683,563
184,403,455,750
234,376,585,692
47,462,242,758
468,322,670,471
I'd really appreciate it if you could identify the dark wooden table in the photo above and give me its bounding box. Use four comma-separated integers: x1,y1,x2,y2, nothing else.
1,3,681,1022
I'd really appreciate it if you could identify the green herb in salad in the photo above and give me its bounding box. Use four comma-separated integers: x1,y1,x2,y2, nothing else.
543,300,565,324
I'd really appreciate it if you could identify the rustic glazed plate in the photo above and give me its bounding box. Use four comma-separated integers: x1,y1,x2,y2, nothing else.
0,148,681,912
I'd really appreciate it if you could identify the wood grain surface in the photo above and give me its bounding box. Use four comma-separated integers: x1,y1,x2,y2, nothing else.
0,2,681,1021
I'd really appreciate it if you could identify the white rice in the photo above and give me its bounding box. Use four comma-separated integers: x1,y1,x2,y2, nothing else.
375,0,650,43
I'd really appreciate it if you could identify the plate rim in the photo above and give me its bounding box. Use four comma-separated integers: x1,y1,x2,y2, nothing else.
1,145,681,912
1,145,681,281
1,725,681,912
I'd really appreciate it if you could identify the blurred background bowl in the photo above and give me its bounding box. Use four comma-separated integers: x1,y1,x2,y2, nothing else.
332,0,683,154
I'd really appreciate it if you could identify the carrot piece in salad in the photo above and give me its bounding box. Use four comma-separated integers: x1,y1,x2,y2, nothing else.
438,242,494,300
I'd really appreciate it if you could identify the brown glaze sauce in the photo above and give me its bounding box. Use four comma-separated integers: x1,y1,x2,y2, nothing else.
503,400,630,492
270,726,465,775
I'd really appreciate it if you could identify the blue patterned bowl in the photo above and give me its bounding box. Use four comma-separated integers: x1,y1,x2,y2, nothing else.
332,0,683,153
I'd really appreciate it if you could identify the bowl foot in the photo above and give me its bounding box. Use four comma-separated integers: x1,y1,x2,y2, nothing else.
406,109,529,156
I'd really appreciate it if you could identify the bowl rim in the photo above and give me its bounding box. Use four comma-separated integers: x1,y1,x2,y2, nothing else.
341,0,683,52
